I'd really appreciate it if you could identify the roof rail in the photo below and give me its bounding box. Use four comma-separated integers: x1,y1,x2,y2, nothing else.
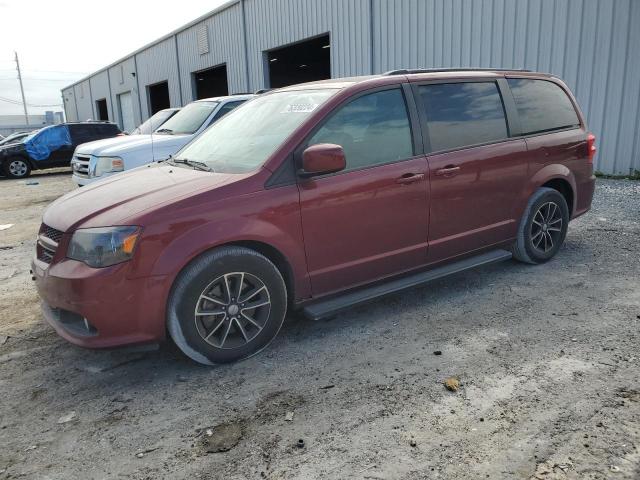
383,68,532,75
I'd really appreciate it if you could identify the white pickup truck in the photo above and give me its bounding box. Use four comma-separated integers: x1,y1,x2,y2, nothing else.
71,94,253,186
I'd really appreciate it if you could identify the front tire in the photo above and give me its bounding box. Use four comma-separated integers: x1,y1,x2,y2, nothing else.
512,187,569,264
3,157,31,179
167,246,287,365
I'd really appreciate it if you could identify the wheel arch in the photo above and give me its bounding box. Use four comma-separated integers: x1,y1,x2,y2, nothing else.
162,238,298,310
529,164,577,217
541,178,574,216
222,240,296,307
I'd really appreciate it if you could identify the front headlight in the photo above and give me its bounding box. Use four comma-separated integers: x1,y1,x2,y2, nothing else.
67,226,141,268
93,156,124,177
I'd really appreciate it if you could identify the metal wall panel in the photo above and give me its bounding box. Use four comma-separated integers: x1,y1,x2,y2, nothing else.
89,71,112,120
176,2,248,101
135,37,182,119
61,87,78,122
107,57,142,130
371,0,639,174
73,79,93,121
243,0,372,91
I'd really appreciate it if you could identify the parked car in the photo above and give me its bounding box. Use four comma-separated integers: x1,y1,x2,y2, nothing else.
33,69,595,364
71,95,253,186
129,107,180,135
0,131,32,147
1,122,121,179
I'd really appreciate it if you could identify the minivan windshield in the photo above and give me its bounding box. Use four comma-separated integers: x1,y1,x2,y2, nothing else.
156,102,217,135
174,88,337,173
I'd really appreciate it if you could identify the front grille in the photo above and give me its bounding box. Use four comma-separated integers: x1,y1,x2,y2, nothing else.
41,224,63,243
36,223,64,265
37,248,54,263
42,303,98,337
72,154,91,178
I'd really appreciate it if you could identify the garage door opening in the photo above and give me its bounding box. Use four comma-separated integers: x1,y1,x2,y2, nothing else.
147,81,170,115
95,98,108,121
193,65,229,100
267,34,331,88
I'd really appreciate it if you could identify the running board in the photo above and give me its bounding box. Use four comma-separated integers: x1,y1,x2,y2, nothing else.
303,249,512,321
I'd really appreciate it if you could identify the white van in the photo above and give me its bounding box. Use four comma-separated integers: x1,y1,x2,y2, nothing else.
71,94,253,186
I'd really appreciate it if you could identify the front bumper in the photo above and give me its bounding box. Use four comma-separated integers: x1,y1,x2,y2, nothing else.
71,172,117,187
32,256,169,348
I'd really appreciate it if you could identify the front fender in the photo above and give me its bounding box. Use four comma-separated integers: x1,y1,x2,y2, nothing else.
129,186,311,301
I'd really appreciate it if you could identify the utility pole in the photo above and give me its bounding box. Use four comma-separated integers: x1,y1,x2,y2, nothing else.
14,51,29,125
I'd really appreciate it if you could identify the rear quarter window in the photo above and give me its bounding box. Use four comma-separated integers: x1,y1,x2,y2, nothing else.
507,79,580,135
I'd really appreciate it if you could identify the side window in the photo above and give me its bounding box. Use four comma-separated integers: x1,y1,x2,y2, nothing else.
86,126,105,141
419,82,509,152
507,79,580,135
69,125,89,145
99,124,120,136
208,101,244,126
307,89,413,171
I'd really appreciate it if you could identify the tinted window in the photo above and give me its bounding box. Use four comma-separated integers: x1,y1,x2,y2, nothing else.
308,89,413,171
69,124,92,144
419,82,509,152
508,79,580,135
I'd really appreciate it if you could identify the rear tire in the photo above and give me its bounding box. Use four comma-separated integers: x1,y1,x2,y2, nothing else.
3,157,31,179
167,246,287,365
512,187,569,264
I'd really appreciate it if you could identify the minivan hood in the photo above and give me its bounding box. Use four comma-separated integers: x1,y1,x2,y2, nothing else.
43,164,241,232
75,134,191,158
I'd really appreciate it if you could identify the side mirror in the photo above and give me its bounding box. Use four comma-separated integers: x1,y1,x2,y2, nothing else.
300,143,346,177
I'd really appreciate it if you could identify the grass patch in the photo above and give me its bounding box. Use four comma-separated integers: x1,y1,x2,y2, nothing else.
594,170,640,180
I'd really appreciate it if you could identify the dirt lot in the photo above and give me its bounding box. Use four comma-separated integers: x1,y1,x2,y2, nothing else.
0,171,638,480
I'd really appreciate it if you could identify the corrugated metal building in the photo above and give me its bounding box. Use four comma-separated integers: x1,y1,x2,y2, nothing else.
62,0,640,175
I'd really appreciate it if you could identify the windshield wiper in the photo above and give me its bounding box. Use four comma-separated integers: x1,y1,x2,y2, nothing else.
155,128,173,134
171,158,212,172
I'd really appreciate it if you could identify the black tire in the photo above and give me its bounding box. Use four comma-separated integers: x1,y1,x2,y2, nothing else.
167,246,287,365
3,157,31,179
512,187,570,264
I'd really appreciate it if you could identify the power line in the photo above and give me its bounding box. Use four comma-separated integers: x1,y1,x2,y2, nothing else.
0,95,62,108
0,76,74,81
0,67,89,75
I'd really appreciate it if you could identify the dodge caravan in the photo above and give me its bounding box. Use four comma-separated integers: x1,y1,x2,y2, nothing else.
33,69,596,364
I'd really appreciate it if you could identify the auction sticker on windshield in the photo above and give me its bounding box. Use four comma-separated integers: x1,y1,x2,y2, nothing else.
281,103,319,113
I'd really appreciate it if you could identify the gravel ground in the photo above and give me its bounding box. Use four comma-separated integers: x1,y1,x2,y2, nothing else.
0,171,638,480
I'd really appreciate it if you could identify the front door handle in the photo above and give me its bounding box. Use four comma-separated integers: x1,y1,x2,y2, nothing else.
434,165,461,177
396,173,425,184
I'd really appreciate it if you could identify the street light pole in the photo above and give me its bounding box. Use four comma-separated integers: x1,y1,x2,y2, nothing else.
14,51,29,125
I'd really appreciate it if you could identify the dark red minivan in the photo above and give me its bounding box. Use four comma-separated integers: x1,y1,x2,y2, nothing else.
32,69,596,364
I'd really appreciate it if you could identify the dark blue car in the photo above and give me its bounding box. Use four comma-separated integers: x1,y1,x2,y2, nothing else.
0,122,121,179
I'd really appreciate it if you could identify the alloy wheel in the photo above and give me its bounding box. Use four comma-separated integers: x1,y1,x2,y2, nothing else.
530,201,563,254
194,272,271,350
9,160,28,177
